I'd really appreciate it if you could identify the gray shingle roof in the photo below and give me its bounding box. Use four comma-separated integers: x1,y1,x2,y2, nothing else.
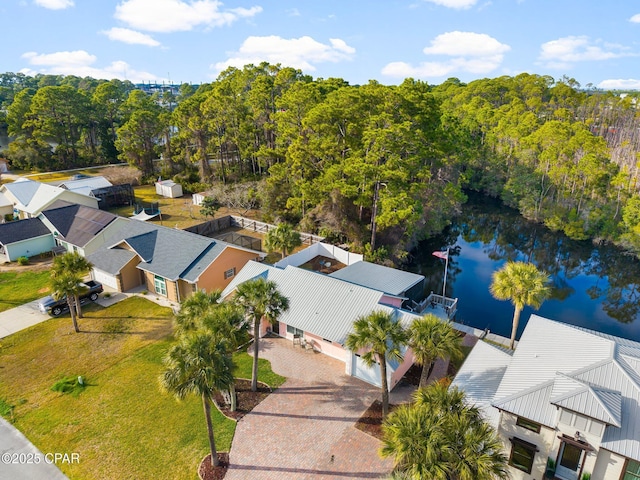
329,261,424,296
0,218,51,245
40,204,117,248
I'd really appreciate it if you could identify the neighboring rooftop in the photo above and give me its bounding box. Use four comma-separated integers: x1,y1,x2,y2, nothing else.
41,203,119,248
454,314,640,463
0,218,51,244
58,176,112,197
329,260,425,297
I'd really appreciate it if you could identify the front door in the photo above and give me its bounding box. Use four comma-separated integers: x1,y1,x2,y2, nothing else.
556,442,582,480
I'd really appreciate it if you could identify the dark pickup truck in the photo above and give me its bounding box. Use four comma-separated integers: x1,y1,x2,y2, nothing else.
38,280,104,316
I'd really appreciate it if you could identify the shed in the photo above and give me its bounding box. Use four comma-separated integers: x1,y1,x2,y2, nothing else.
155,180,183,198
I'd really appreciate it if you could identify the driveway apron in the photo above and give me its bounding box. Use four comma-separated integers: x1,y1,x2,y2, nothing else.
225,337,393,480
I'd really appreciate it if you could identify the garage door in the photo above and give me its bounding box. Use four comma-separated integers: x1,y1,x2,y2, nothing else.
93,269,118,290
352,353,381,387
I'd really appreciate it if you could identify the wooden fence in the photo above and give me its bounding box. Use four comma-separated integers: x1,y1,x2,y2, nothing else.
229,216,324,245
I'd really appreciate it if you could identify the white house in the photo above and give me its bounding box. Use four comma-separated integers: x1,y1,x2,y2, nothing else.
452,314,640,480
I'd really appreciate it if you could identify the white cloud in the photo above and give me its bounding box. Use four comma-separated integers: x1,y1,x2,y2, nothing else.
598,78,640,90
114,0,262,33
538,35,634,68
630,13,640,23
34,0,73,9
21,50,162,83
213,35,355,73
424,0,477,9
101,27,161,47
382,31,509,79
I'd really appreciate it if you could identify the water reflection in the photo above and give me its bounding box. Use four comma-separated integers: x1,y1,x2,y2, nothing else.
407,193,640,342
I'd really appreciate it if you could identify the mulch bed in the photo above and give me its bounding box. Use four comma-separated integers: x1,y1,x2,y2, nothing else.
211,378,271,421
402,363,422,386
198,453,229,480
355,400,398,440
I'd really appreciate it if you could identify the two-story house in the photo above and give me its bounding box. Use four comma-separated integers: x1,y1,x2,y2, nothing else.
452,314,640,480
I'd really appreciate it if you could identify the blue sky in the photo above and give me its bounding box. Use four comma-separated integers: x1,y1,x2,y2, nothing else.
2,0,640,89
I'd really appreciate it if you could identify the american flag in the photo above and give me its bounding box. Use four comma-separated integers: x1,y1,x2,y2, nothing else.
432,250,448,260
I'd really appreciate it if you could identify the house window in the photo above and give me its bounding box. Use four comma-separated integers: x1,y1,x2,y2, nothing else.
516,416,542,433
509,438,537,474
154,275,167,297
286,325,304,337
224,267,236,279
624,459,640,480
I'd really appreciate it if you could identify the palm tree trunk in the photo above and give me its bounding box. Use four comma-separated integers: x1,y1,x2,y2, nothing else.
68,298,79,333
379,353,390,418
229,384,237,412
202,393,219,467
419,360,435,388
509,306,523,350
74,293,83,318
251,317,260,392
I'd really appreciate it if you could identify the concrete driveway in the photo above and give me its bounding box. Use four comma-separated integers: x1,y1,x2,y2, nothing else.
225,337,394,480
0,300,51,339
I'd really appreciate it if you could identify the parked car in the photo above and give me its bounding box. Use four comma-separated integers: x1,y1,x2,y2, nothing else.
38,280,103,316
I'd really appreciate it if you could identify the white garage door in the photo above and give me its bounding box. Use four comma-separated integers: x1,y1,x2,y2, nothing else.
93,269,118,290
352,353,381,387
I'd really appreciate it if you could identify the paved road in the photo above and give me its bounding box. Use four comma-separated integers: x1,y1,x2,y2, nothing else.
0,418,68,480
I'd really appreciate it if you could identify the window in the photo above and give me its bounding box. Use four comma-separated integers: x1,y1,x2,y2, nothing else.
516,416,542,433
286,325,303,337
509,438,537,474
224,267,236,279
154,275,167,297
624,459,640,480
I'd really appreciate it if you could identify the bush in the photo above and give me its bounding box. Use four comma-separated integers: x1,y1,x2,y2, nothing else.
16,256,29,266
4,214,14,222
51,375,87,396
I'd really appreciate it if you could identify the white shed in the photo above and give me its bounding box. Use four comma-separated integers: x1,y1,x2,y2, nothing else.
155,180,183,198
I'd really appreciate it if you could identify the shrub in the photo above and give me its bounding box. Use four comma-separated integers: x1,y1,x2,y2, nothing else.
51,375,87,397
16,256,29,266
3,214,14,222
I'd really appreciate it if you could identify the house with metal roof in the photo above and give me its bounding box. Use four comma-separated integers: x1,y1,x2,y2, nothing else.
58,176,113,197
328,260,425,306
222,260,422,388
38,202,129,257
0,218,54,261
87,221,265,301
451,314,640,480
0,179,98,219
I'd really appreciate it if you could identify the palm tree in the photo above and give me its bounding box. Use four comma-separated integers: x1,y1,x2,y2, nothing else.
264,223,302,259
381,382,508,480
490,261,551,349
345,310,407,418
409,314,463,387
51,252,93,318
233,278,289,392
50,271,86,333
174,290,222,335
160,332,235,468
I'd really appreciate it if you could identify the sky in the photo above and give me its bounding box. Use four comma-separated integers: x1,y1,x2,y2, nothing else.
2,0,640,89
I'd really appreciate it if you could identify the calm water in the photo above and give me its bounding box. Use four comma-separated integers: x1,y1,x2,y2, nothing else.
407,193,640,342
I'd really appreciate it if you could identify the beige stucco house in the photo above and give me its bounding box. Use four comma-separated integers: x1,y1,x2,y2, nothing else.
452,315,640,480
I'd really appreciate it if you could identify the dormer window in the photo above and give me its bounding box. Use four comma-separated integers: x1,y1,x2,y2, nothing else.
516,416,542,433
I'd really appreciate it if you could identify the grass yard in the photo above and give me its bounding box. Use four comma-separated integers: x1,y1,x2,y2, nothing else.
0,296,285,479
0,270,51,312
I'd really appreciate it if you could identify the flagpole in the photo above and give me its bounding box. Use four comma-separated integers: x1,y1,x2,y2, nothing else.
442,247,449,299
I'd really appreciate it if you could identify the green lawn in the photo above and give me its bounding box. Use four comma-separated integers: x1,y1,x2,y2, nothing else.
0,296,285,480
0,270,51,312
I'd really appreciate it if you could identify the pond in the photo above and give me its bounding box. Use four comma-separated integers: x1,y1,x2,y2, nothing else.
407,192,640,342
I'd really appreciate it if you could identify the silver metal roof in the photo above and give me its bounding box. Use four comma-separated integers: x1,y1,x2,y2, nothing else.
450,340,513,428
223,261,422,346
454,314,640,463
328,261,424,296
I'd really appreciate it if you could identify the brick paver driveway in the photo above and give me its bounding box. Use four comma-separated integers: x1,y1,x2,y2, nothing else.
225,337,393,480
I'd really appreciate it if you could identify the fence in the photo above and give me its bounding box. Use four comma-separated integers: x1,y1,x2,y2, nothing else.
215,232,261,251
229,216,325,245
183,216,232,237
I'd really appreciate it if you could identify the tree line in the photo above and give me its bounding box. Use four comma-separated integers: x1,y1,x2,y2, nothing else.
2,67,640,259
